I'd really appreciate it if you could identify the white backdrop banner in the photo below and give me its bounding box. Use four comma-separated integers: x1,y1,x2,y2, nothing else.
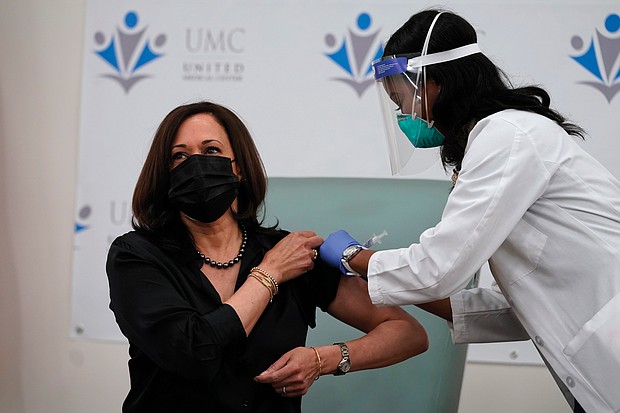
72,0,620,361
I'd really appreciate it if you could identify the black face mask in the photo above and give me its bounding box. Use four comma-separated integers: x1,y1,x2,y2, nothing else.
168,155,240,223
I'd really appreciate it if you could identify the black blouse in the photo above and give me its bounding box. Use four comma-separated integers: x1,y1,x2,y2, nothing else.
106,228,341,413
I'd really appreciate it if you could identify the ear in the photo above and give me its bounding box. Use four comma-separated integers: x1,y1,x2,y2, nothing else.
426,80,441,101
231,160,243,182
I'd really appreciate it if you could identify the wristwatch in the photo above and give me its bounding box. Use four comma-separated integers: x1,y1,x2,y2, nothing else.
333,342,351,376
341,244,366,276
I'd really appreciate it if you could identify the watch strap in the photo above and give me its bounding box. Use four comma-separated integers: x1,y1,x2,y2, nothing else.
333,342,351,376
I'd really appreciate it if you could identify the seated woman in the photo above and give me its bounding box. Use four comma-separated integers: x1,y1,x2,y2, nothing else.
106,101,429,413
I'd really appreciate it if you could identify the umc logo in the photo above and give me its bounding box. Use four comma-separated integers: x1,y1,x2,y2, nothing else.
570,13,620,103
93,11,167,93
324,12,384,98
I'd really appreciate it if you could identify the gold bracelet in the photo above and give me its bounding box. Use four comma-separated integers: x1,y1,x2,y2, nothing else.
310,347,322,380
248,273,275,302
251,266,279,295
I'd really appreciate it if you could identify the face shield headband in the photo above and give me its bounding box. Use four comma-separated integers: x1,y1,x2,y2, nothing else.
372,12,482,175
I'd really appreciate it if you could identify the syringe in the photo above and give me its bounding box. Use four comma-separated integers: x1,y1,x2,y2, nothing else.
363,230,388,248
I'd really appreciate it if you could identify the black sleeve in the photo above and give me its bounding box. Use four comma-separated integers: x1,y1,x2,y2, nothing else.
262,229,341,327
309,258,341,312
106,233,247,381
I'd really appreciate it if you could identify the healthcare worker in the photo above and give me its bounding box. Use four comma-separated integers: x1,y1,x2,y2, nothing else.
319,9,620,413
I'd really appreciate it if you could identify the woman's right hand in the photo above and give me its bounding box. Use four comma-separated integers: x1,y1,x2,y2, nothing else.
319,229,362,274
258,231,323,283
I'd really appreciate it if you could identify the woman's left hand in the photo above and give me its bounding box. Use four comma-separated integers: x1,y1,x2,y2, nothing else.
254,347,321,398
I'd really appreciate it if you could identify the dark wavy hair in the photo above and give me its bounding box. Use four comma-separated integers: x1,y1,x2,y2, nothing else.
132,101,273,240
384,9,585,172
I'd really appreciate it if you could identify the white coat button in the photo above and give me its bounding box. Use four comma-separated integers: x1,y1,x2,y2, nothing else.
566,376,575,388
534,336,544,346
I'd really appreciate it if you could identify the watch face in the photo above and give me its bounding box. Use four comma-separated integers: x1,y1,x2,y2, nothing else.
343,245,361,261
340,360,351,373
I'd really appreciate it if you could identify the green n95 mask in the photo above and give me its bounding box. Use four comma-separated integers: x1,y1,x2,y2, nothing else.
397,113,445,148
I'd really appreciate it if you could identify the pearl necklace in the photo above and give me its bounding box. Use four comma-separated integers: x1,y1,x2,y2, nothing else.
196,225,247,269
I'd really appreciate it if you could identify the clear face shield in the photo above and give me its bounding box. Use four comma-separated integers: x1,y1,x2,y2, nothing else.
372,12,482,175
372,55,440,175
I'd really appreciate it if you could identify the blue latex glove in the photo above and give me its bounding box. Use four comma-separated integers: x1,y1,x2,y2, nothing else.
319,229,361,274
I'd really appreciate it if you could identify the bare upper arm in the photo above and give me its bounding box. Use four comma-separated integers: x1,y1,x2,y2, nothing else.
326,275,416,333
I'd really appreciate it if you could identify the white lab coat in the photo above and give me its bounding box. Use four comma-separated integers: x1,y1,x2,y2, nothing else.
368,109,620,413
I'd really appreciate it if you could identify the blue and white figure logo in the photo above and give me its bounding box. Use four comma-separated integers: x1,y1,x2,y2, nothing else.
75,205,92,233
324,12,384,98
93,11,166,93
570,13,620,103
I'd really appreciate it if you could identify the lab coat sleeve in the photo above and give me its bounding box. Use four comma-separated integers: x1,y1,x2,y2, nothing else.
368,114,553,305
449,284,530,343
